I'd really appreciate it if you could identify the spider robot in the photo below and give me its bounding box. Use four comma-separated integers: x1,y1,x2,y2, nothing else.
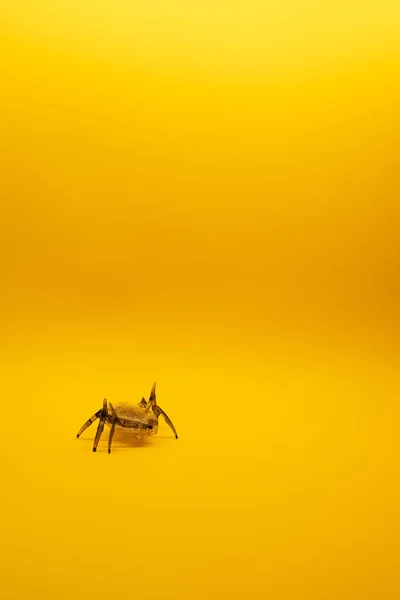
76,383,178,453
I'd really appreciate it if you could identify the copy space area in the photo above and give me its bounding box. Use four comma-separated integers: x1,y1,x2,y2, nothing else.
1,2,399,598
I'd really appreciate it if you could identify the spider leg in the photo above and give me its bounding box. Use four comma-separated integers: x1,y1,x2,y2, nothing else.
92,399,108,452
148,382,157,411
155,406,178,439
107,402,118,454
139,397,147,409
76,409,102,438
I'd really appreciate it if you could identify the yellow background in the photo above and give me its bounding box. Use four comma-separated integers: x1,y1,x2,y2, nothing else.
1,2,399,598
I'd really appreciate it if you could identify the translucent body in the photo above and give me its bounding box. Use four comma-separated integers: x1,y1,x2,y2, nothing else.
110,403,158,438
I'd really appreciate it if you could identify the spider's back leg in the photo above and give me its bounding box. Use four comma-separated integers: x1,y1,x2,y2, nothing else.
139,397,147,408
155,406,178,439
107,402,118,454
147,383,178,439
148,382,157,411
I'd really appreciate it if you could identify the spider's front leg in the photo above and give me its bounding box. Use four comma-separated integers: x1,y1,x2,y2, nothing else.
92,399,108,452
76,409,102,439
76,398,109,449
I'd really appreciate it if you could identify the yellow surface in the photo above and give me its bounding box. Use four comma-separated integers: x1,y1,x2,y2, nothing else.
1,2,400,599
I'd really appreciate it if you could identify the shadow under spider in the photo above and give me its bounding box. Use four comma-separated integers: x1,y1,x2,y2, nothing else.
77,427,159,449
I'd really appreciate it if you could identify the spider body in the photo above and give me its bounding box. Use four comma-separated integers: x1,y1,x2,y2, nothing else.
76,383,178,453
110,403,159,436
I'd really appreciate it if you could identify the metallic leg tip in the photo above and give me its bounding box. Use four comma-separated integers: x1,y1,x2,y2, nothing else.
93,448,97,452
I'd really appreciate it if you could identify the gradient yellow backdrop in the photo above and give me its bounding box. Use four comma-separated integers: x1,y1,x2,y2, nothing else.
1,2,399,599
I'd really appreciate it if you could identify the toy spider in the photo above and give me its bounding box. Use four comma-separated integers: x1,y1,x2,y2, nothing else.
76,383,178,453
